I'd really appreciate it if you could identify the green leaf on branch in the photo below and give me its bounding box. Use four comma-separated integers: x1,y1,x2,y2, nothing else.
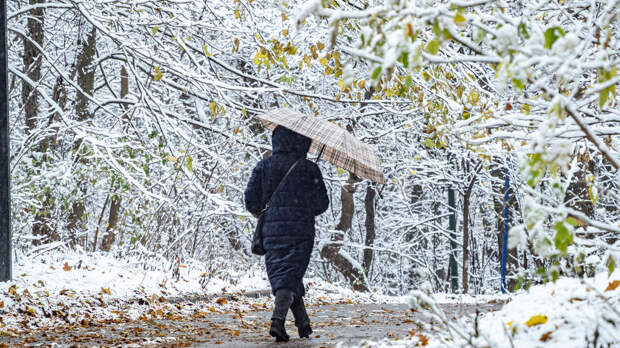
597,67,617,108
517,22,530,39
544,26,565,49
566,217,579,227
426,39,440,55
400,51,409,68
553,221,573,255
607,256,616,277
186,156,193,171
512,78,525,90
405,76,413,90
423,137,435,149
432,20,441,36
371,66,382,80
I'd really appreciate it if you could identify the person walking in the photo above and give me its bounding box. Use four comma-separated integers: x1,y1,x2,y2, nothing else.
244,125,329,342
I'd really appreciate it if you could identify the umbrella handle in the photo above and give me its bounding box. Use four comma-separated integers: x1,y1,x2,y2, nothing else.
315,144,326,163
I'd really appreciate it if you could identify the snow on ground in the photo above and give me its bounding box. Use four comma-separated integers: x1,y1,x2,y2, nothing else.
0,251,403,335
342,271,620,348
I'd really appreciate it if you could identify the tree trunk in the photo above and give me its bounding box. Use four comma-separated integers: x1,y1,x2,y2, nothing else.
21,0,45,133
100,65,131,252
67,25,97,246
362,184,376,277
100,192,120,252
320,174,368,292
462,160,482,294
22,0,55,246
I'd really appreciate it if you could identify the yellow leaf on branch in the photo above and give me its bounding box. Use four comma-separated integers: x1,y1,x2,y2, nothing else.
153,66,163,81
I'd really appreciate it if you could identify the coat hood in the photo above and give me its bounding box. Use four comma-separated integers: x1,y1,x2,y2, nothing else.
272,125,311,158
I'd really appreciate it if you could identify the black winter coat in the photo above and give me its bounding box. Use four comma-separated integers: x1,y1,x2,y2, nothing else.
244,126,329,297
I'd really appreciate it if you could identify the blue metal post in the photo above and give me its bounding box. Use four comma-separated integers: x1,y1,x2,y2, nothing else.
500,167,509,293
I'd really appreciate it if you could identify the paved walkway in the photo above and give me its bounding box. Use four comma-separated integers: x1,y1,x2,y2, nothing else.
198,302,501,347
0,298,502,347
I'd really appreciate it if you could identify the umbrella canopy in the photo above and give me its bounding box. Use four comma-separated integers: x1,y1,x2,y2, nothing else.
257,108,386,184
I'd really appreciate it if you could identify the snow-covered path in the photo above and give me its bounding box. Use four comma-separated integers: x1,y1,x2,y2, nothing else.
0,298,502,347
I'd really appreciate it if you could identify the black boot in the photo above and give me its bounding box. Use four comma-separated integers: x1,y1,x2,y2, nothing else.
269,318,290,342
298,323,313,338
291,295,312,338
270,289,294,342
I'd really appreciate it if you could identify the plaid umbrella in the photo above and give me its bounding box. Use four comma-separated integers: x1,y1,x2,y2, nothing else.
257,107,386,184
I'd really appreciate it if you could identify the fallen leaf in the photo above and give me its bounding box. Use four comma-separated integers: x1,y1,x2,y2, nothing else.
604,280,620,292
525,314,547,327
540,331,553,342
418,334,429,346
63,262,72,271
101,287,111,295
215,297,227,305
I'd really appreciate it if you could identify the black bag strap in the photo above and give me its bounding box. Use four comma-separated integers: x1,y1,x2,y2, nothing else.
261,158,302,213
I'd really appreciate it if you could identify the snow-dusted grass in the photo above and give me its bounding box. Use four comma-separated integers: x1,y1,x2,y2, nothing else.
342,271,620,347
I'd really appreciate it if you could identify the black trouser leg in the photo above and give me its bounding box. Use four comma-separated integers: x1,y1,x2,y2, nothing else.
272,289,295,322
290,295,310,328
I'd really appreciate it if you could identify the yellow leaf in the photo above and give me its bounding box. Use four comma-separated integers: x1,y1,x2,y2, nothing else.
234,9,240,19
357,80,366,89
283,28,289,37
203,44,212,57
317,42,325,50
168,155,177,163
63,262,72,271
153,66,163,81
411,170,417,175
215,297,228,305
281,13,288,21
525,314,547,327
506,320,514,327
101,287,111,295
605,280,620,292
209,101,217,115
454,13,466,25
151,26,159,36
320,57,328,66
337,167,345,176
